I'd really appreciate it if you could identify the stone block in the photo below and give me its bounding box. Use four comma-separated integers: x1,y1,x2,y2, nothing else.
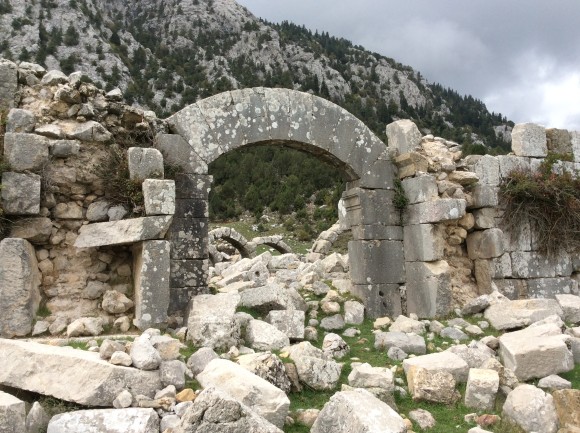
1,172,41,215
169,286,209,315
348,240,404,285
511,252,572,278
386,119,422,154
0,59,18,110
128,147,164,181
143,179,175,215
406,366,460,404
174,173,213,199
473,208,497,229
3,133,49,171
527,278,578,299
0,339,162,406
556,294,580,323
493,278,527,300
469,185,499,209
167,217,208,259
47,408,159,433
155,133,207,174
499,323,574,381
546,128,573,155
265,310,305,340
239,284,307,313
553,389,580,431
484,298,563,330
503,385,558,433
571,131,580,163
49,139,80,157
374,331,426,355
490,254,512,278
401,174,438,204
0,238,41,338
74,216,173,248
344,300,364,325
464,369,499,411
406,261,451,318
133,241,170,330
174,198,208,218
405,198,466,224
403,351,469,383
350,283,401,319
394,151,429,179
0,391,25,433
9,217,53,243
171,259,208,288
350,224,403,240
403,223,444,262
6,108,35,133
466,228,505,260
245,319,290,351
497,155,531,178
468,155,500,186
502,216,532,252
511,123,548,157
342,187,400,227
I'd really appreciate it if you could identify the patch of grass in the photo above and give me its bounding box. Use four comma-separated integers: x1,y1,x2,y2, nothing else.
560,363,580,389
66,341,89,350
393,179,409,210
38,396,84,418
36,303,51,318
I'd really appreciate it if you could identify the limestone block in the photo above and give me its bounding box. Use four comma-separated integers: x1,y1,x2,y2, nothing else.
311,388,406,433
342,187,400,227
403,223,444,262
66,317,103,337
74,216,172,248
393,151,429,178
0,339,162,406
470,155,500,186
186,347,218,377
286,342,343,391
53,202,83,219
448,170,479,185
173,173,213,199
3,133,48,172
47,408,159,433
320,314,345,330
403,351,469,383
143,179,175,215
374,331,426,355
497,155,531,178
0,391,25,433
511,123,548,157
469,185,499,209
155,133,207,174
511,252,572,278
0,238,40,338
546,128,573,154
245,319,290,351
502,385,558,433
67,120,111,142
464,369,499,411
351,224,403,241
553,389,580,431
240,284,307,313
174,198,208,218
102,290,133,314
348,363,394,391
499,323,574,381
9,217,52,243
128,147,164,181
390,315,426,333
196,359,290,429
401,174,438,204
0,59,18,110
322,333,349,359
6,108,35,133
466,228,505,260
473,208,497,229
237,352,292,394
556,294,580,323
386,119,422,154
446,342,495,368
49,139,80,157
132,241,170,330
406,366,460,404
571,131,580,163
406,261,451,318
492,279,527,300
344,300,365,324
26,401,49,433
187,293,241,351
406,198,466,224
265,310,305,340
130,335,161,371
538,374,572,391
527,278,578,299
348,239,404,285
167,217,208,259
350,283,401,319
1,172,41,215
484,299,563,330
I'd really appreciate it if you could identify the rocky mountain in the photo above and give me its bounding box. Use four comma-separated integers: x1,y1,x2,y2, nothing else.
0,0,511,149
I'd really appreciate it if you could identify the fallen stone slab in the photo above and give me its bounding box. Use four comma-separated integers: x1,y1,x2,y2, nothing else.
239,284,307,313
196,359,290,429
0,339,162,406
47,408,159,433
498,323,574,381
484,299,563,330
75,216,173,248
285,342,343,391
245,319,290,351
0,391,25,433
502,385,557,433
374,331,426,355
407,365,460,405
402,351,469,383
556,294,580,324
311,388,406,433
464,369,499,411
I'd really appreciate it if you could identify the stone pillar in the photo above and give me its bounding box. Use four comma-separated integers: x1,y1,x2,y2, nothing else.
343,187,405,318
167,173,212,315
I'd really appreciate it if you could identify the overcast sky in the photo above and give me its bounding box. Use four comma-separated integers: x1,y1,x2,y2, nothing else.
237,0,580,130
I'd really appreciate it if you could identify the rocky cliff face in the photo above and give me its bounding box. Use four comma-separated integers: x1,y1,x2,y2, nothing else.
0,0,509,147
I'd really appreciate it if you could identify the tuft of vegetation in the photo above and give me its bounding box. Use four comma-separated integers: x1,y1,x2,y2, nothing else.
499,153,580,256
393,179,409,211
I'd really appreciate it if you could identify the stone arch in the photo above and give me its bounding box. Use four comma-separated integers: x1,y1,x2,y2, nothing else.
208,227,256,263
156,88,404,318
251,235,292,256
310,222,349,258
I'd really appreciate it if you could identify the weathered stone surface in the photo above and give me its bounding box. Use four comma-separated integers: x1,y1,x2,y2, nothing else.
553,389,580,431
26,401,49,433
142,179,175,216
53,202,83,219
538,374,571,391
556,294,580,323
40,69,67,85
47,408,159,433
286,342,343,390
0,59,18,110
0,238,40,338
468,154,501,186
527,277,578,298
403,351,469,383
265,310,305,340
49,139,80,157
3,133,48,172
74,216,173,248
69,317,105,338
311,388,406,433
401,174,438,204
0,339,162,406
406,366,460,404
502,385,557,433
403,223,444,261
1,172,41,215
320,314,345,330
484,299,563,330
386,119,422,154
102,290,134,314
173,387,283,433
128,147,164,181
237,352,292,394
160,360,186,389
511,252,572,278
155,133,208,175
130,334,162,370
390,315,426,334
497,155,531,178
464,369,499,411
348,239,404,285
6,108,35,133
406,260,451,318
406,198,466,224
499,323,574,381
67,120,111,142
197,359,290,428
187,293,241,351
240,284,307,313
469,185,499,209
466,228,505,259
9,217,52,243
348,363,394,391
344,300,364,324
375,331,426,355
511,123,548,157
446,342,495,368
0,391,25,433
322,333,350,359
408,409,436,430
133,241,170,330
245,319,290,351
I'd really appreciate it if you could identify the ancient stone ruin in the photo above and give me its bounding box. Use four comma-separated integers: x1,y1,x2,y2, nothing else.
1,59,580,433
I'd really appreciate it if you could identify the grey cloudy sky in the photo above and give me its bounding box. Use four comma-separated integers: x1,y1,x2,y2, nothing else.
237,0,580,130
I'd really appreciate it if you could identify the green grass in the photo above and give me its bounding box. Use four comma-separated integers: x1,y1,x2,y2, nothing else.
560,363,580,389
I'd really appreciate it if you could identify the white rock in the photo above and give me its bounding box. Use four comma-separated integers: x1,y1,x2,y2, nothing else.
502,385,557,433
464,368,499,411
245,319,290,351
109,351,132,367
348,363,394,391
403,351,470,383
47,408,159,433
0,391,25,433
130,335,162,371
113,390,133,409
